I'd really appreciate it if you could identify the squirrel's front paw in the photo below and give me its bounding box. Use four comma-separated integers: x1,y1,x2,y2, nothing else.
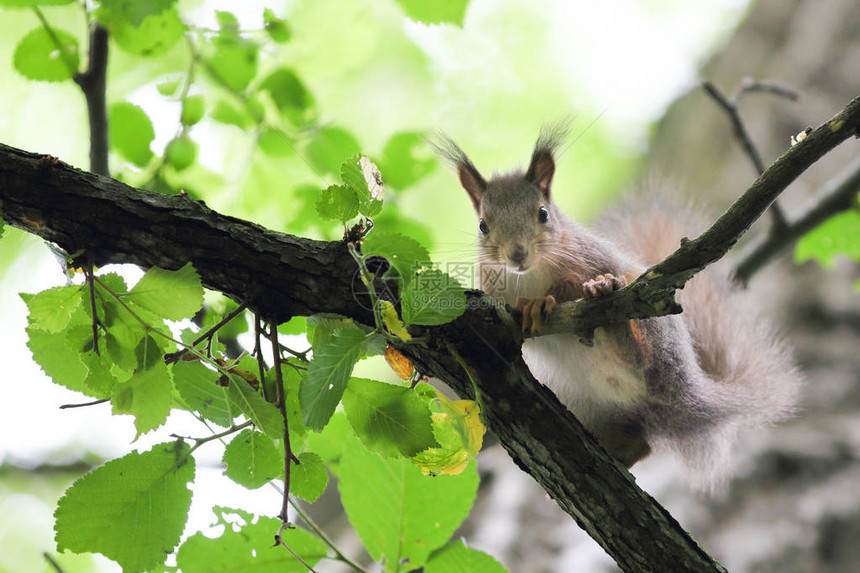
514,295,557,334
583,274,626,298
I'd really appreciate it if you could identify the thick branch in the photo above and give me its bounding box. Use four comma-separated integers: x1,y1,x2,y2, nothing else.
0,142,724,572
2,94,859,571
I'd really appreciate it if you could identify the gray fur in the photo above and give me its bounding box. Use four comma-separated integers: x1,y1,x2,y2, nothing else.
443,136,802,490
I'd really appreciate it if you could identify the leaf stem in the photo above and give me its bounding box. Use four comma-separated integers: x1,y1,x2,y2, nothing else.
270,318,293,526
176,420,253,453
85,263,100,355
165,302,247,364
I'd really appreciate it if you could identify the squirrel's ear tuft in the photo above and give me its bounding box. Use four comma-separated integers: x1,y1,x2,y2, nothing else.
431,133,486,212
526,122,569,198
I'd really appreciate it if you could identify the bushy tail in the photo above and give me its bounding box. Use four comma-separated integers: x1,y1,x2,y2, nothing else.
596,190,803,488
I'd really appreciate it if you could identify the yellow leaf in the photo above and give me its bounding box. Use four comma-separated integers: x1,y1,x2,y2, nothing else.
384,346,414,380
436,391,484,457
379,300,411,342
411,392,486,476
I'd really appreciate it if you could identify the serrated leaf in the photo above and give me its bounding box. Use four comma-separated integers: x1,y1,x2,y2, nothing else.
78,344,119,398
13,27,79,82
228,374,284,439
291,451,327,502
177,512,326,572
222,429,282,489
301,327,367,431
165,136,198,171
111,360,173,437
263,8,291,43
302,411,351,469
362,232,430,287
339,436,479,572
316,184,359,222
127,263,203,321
426,540,509,573
340,155,383,217
22,284,83,333
394,0,469,25
27,306,91,395
402,269,466,326
412,392,484,476
55,441,194,573
343,378,436,457
173,360,235,426
306,127,361,175
109,102,155,167
181,94,206,126
795,209,860,267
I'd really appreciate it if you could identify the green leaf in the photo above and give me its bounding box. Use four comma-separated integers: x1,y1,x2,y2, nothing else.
1,0,75,6
305,127,361,175
111,360,174,437
301,327,367,431
222,429,282,489
426,540,509,573
259,68,314,124
258,127,294,157
127,263,203,321
173,360,235,426
343,378,437,457
78,347,119,399
26,303,91,395
13,27,79,82
302,411,351,469
278,316,307,336
379,131,438,190
156,78,180,96
361,232,430,287
210,98,253,129
340,155,383,217
177,511,326,572
207,40,258,93
164,135,198,171
55,441,194,573
263,8,291,43
394,0,469,25
103,6,184,56
215,10,239,32
97,0,175,27
795,209,860,267
109,102,155,167
402,269,466,326
291,451,327,502
228,374,284,439
181,94,206,126
315,184,359,222
339,436,480,571
22,284,83,333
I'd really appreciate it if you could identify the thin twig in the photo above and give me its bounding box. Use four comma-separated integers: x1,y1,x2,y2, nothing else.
165,302,248,364
270,318,293,525
734,153,860,282
43,553,65,573
703,79,797,228
173,420,253,452
59,398,109,409
85,263,100,355
254,314,270,401
274,522,318,572
290,499,372,573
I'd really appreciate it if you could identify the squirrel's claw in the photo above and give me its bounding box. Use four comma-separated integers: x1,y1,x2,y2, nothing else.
514,295,556,334
583,273,626,298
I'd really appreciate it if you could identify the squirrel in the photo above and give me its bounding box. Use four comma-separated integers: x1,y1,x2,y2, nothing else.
437,128,802,489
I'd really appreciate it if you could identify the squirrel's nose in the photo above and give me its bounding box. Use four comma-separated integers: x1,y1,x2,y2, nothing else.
509,243,528,264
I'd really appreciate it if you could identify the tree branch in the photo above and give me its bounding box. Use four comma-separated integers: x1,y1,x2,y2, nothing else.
734,153,860,282
2,93,859,572
73,25,109,176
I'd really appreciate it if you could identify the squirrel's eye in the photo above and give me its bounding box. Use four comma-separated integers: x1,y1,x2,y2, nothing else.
479,219,489,234
538,206,549,223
